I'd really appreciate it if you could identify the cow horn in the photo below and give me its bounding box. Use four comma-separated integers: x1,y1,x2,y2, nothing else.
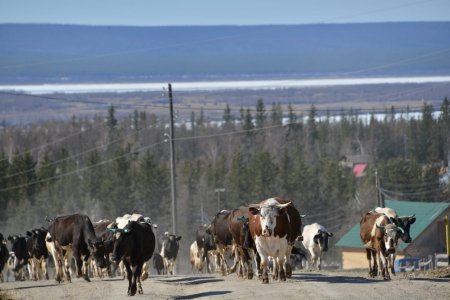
300,214,307,218
275,202,291,208
376,223,385,230
397,226,404,234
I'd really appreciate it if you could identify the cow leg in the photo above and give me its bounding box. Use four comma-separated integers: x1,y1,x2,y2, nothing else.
244,249,253,279
254,251,261,279
136,264,144,294
365,249,373,278
278,257,286,281
124,262,134,296
141,262,149,281
272,258,278,280
260,257,269,284
131,265,138,296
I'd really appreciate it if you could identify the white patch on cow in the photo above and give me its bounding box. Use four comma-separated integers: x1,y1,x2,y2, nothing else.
371,216,386,236
255,235,288,260
374,207,398,219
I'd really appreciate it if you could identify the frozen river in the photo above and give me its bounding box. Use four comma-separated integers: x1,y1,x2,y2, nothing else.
1,75,450,94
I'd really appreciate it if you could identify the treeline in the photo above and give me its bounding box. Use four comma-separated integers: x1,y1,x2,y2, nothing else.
0,98,449,243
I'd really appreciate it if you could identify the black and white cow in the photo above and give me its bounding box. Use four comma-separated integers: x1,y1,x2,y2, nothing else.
301,223,333,270
110,221,156,296
159,232,181,275
26,228,49,280
7,234,29,281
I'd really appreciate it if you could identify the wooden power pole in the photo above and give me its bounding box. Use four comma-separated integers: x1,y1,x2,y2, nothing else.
168,83,177,235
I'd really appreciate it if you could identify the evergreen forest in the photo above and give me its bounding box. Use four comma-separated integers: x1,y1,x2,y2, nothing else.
0,97,449,251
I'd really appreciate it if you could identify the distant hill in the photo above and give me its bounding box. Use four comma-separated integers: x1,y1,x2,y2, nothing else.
0,22,450,83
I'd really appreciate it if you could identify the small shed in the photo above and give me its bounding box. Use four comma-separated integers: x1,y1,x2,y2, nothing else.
336,199,450,270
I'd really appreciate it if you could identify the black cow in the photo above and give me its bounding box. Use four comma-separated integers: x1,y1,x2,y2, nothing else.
93,220,115,277
152,252,164,275
210,210,233,275
110,221,156,296
159,233,181,275
26,228,49,280
47,213,107,282
7,234,29,281
195,224,216,273
0,233,9,282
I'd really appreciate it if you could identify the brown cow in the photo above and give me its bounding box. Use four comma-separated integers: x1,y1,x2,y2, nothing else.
273,198,303,278
248,198,292,284
360,212,402,280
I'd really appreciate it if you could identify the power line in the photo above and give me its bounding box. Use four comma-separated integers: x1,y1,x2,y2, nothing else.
0,139,167,193
0,122,105,164
2,123,151,180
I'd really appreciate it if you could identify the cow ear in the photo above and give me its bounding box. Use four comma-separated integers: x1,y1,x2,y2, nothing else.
249,207,260,215
176,236,182,241
26,231,32,237
327,232,333,237
409,217,416,224
7,235,12,241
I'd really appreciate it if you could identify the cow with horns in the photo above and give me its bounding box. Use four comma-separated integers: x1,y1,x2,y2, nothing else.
248,198,292,284
360,212,402,280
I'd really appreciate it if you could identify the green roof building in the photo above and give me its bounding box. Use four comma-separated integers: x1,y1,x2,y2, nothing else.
336,199,450,270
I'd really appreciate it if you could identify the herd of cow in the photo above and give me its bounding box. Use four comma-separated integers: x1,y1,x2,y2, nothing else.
0,197,416,296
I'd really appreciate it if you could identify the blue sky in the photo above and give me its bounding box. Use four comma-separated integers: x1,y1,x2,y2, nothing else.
1,0,449,26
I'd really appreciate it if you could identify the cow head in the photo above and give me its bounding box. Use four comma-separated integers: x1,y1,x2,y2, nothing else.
397,215,416,243
161,234,182,259
313,229,333,252
109,222,133,262
26,228,48,258
203,225,215,250
88,239,108,268
249,199,290,237
376,223,401,254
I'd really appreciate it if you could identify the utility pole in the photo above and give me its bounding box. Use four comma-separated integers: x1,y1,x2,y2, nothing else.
168,83,177,235
215,188,225,212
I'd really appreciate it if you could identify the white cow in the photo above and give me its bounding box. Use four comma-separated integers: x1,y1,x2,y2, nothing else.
301,223,333,270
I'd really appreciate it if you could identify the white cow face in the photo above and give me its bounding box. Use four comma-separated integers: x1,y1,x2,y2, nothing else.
377,223,400,254
249,199,291,237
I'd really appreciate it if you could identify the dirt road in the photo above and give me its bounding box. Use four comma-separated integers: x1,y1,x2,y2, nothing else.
1,270,449,300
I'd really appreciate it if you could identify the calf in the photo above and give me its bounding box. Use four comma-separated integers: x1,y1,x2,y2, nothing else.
360,212,401,280
301,223,333,270
93,220,115,278
159,232,181,275
47,213,107,282
248,198,291,284
228,206,255,279
26,228,49,280
0,233,9,282
110,221,156,296
195,224,216,273
7,235,29,280
153,252,164,275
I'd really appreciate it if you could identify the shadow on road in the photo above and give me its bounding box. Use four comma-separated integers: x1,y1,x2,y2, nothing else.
10,283,59,290
171,290,232,299
290,273,382,284
155,276,224,285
